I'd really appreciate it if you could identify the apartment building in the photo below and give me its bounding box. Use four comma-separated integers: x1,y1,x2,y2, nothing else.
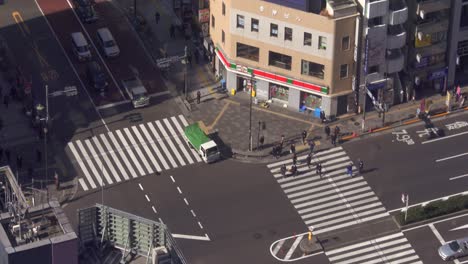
354,0,408,116
209,0,359,117
405,0,450,96
448,0,468,87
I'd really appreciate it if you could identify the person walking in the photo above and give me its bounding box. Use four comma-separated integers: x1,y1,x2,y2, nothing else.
292,153,297,165
280,164,286,177
358,159,364,175
320,110,325,123
316,163,322,177
347,163,353,177
196,91,201,104
290,164,297,176
331,133,337,146
290,143,296,154
302,130,307,145
259,135,265,149
324,125,331,138
306,154,312,168
155,12,160,24
309,141,315,154
280,134,285,148
334,125,340,136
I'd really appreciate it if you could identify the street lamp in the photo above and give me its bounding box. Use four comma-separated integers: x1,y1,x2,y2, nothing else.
244,76,255,151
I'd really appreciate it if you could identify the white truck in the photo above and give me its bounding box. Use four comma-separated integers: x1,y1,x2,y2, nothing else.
122,76,149,108
183,123,220,163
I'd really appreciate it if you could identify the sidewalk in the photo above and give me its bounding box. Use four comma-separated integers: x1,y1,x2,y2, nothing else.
111,0,468,163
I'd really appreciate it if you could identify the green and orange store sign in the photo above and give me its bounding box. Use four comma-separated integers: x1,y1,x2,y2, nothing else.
215,47,329,95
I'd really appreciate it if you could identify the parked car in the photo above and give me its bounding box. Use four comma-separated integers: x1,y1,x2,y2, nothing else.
71,32,92,61
76,5,98,23
96,28,120,58
86,61,108,93
73,0,94,7
439,237,468,261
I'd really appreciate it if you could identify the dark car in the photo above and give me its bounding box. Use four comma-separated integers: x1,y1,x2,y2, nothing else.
86,61,108,93
73,0,94,7
76,5,98,23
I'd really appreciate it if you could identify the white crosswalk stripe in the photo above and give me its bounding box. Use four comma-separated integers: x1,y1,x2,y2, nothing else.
67,116,203,191
267,147,389,235
325,232,421,264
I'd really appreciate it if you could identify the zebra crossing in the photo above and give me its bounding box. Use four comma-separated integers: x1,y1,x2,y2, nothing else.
325,232,422,264
68,115,202,191
267,146,389,235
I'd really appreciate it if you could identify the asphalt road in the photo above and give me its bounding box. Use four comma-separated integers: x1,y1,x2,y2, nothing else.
344,112,468,211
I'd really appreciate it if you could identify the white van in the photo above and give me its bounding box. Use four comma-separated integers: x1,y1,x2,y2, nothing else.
96,28,120,58
71,32,91,61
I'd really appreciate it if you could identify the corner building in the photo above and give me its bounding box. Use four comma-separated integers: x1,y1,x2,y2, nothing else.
209,0,359,118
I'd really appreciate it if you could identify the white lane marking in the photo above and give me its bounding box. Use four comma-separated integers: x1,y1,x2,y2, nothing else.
267,146,344,168
284,235,303,260
436,152,468,162
155,120,186,166
174,116,202,162
272,239,285,256
78,178,89,191
148,122,178,168
177,187,182,194
138,183,144,191
326,233,403,255
85,139,113,185
198,221,204,229
107,133,135,179
124,128,154,175
293,185,370,207
68,142,97,189
171,233,210,241
190,210,196,217
65,0,125,100
96,100,130,110
139,123,170,170
423,130,468,144
170,175,175,183
152,206,157,214
313,213,389,235
269,233,325,262
145,194,150,202
116,130,145,177
450,174,468,181
92,137,122,183
298,193,377,215
76,140,104,187
429,223,446,244
184,198,189,205
163,118,194,164
132,126,161,173
33,0,109,132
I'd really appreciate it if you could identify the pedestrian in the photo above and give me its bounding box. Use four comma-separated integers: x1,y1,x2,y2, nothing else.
280,164,286,177
290,143,296,154
280,134,285,148
358,159,364,175
306,154,312,168
259,135,265,149
309,141,315,154
320,110,325,123
331,133,337,146
324,125,331,138
334,125,340,136
3,94,9,108
316,163,322,177
302,130,307,145
292,153,297,165
5,149,10,163
36,149,42,163
196,90,201,104
460,96,466,109
155,12,160,24
272,145,281,159
290,164,297,176
16,155,22,170
347,163,353,177
187,53,192,66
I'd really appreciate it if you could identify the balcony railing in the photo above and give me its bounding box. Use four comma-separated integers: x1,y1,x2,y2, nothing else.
387,25,406,49
417,0,450,19
388,0,408,25
386,49,404,73
366,0,389,19
416,19,449,41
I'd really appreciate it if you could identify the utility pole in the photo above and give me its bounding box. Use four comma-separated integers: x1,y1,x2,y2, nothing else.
184,46,188,100
247,75,254,152
45,85,49,202
133,0,137,20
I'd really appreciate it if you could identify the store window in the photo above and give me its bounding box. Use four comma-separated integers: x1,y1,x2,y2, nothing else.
301,92,322,109
269,84,289,102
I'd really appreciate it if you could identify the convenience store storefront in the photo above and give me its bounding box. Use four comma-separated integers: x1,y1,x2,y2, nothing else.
215,48,342,117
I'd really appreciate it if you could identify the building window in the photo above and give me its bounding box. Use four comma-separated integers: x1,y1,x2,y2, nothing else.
304,32,312,46
318,36,327,50
237,15,245,28
301,60,324,79
342,36,350,50
301,91,322,109
251,18,259,32
462,5,468,28
368,16,383,27
368,65,379,73
236,43,259,61
222,2,226,15
211,15,215,28
340,64,348,79
222,30,225,43
269,51,291,70
270,23,278,37
284,27,293,41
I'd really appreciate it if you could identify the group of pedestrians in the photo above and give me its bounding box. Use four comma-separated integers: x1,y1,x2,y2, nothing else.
324,125,341,146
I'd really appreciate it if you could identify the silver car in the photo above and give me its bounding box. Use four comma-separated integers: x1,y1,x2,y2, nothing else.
439,237,468,261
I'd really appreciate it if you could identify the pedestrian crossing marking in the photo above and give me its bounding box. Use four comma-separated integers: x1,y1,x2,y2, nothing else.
67,115,203,191
325,232,421,264
85,139,113,185
267,146,389,235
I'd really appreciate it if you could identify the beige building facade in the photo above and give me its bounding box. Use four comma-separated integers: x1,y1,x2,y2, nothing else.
209,0,359,117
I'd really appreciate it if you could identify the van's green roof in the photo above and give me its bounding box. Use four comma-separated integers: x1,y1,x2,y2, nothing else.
184,123,210,149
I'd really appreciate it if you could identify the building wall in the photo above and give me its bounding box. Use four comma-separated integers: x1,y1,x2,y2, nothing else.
448,0,468,87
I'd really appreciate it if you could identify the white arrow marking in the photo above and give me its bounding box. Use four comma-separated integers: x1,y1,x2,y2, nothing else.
450,224,468,231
